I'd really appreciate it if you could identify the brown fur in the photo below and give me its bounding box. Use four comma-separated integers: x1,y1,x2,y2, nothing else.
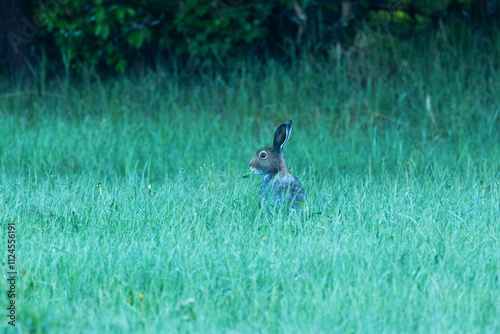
249,121,305,208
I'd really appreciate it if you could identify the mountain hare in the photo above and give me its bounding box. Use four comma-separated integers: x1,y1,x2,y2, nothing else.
249,120,305,208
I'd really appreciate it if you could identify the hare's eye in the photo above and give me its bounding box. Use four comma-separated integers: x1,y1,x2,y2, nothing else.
259,151,267,159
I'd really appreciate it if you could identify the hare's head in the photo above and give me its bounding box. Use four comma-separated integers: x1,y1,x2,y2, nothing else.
249,121,292,177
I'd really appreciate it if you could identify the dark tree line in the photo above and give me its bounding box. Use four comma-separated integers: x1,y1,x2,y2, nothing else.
1,0,498,78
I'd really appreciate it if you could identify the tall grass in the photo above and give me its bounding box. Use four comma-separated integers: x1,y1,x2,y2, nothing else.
1,25,499,333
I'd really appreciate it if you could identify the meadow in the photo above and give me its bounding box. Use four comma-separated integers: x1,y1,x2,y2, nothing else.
1,33,500,332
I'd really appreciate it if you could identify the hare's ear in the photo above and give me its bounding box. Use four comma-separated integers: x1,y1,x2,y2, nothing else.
273,120,293,153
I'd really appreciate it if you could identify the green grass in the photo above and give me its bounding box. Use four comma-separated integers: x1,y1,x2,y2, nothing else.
1,32,500,332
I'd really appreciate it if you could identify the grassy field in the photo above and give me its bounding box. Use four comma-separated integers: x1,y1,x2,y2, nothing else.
1,35,500,332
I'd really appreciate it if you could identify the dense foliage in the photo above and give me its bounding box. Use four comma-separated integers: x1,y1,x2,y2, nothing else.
1,0,498,74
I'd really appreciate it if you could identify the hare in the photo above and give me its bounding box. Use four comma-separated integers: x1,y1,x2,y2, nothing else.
249,120,305,208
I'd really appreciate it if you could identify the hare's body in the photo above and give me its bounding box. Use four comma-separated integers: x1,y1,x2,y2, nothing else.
259,171,305,207
249,121,305,208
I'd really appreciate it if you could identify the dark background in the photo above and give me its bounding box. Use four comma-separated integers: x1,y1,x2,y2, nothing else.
1,0,498,80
